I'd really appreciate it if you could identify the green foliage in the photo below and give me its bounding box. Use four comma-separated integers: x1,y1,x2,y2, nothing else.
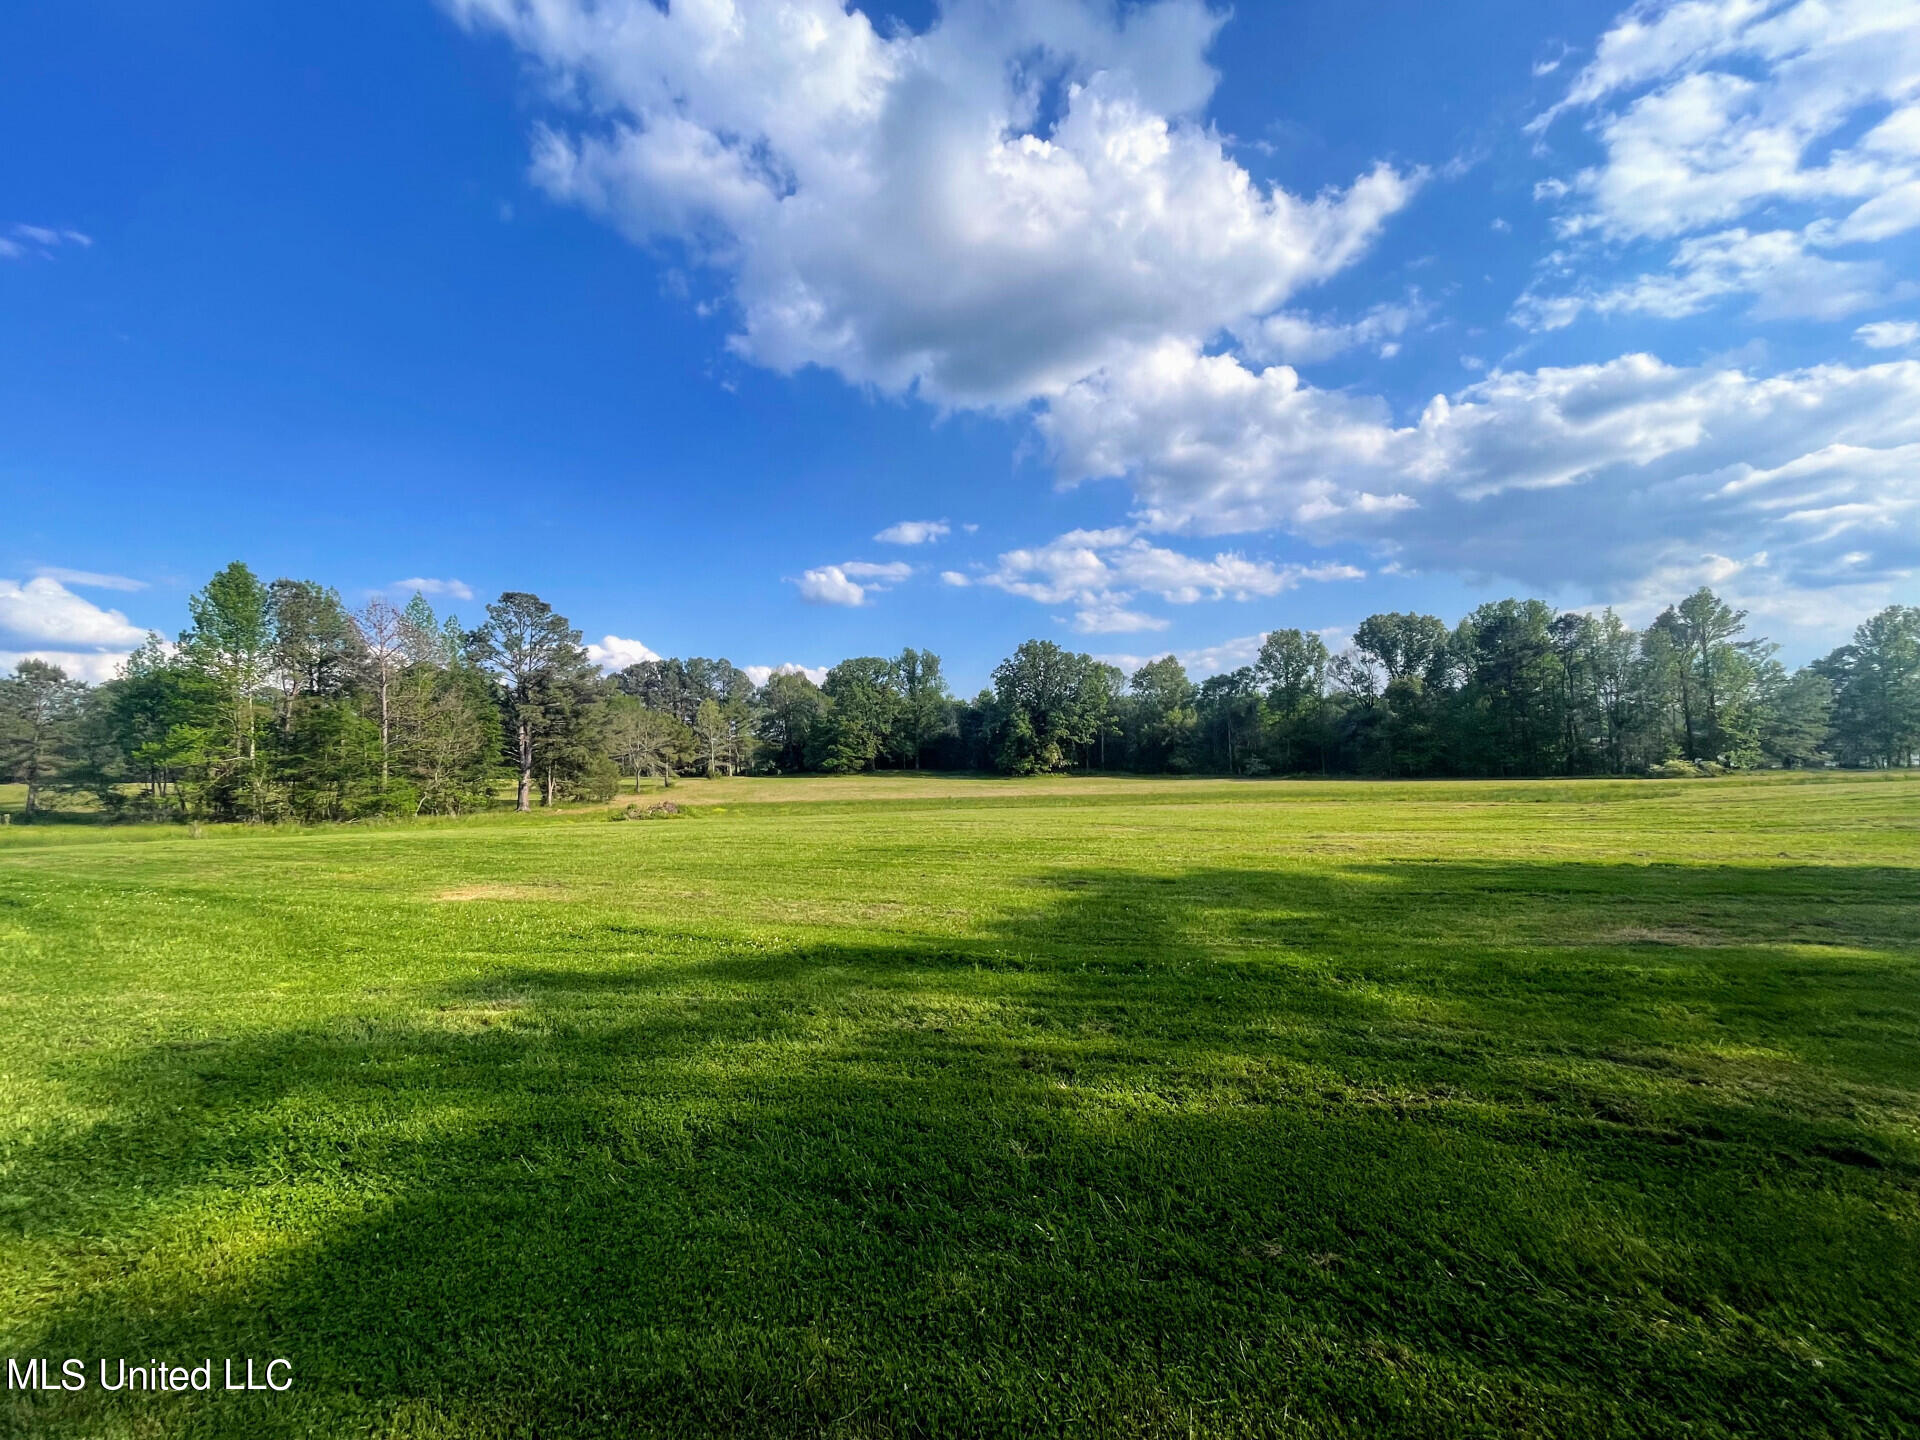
691,696,753,777
31,562,1900,819
35,566,509,823
1817,605,1920,768
817,658,901,773
1353,611,1450,683
267,578,356,721
889,647,954,767
602,695,694,790
1759,666,1834,768
0,659,86,818
1124,655,1197,772
182,561,274,766
561,752,621,804
616,656,755,727
469,591,600,811
991,639,1103,773
282,698,387,821
754,670,828,772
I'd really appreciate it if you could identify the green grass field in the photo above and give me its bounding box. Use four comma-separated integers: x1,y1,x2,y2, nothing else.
3,772,1917,1438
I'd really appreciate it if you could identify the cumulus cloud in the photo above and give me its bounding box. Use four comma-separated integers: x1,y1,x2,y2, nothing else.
0,577,149,649
446,0,1416,407
795,558,914,605
741,662,830,687
791,563,878,607
1856,319,1920,348
874,520,951,545
1040,342,1421,534
388,577,475,601
585,634,660,671
447,0,1908,648
976,526,1363,633
1041,343,1920,640
0,577,151,680
797,567,867,607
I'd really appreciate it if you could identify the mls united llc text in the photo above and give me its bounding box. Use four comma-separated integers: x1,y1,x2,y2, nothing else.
7,1357,292,1392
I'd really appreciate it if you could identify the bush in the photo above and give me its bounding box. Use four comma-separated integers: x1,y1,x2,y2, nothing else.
359,780,421,820
563,756,621,804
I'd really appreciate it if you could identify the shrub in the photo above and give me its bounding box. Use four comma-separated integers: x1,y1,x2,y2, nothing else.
564,756,621,804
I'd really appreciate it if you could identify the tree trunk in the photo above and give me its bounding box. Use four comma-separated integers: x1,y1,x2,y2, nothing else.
516,723,533,812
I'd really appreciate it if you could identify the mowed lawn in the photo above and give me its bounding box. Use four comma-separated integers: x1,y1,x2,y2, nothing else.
2,774,1917,1439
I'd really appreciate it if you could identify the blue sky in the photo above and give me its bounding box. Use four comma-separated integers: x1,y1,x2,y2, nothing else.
4,0,1917,690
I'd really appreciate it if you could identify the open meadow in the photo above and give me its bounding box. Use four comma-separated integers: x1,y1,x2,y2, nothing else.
2,771,1917,1438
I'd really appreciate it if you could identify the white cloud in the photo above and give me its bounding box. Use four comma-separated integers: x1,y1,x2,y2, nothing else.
1039,342,1920,645
446,0,1911,654
0,577,150,649
586,634,661,671
1524,0,1920,328
32,566,145,592
0,577,150,681
0,223,92,261
1515,226,1914,330
1236,296,1427,364
388,577,475,601
1041,342,1421,534
1856,319,1920,348
796,566,871,607
838,560,913,583
975,526,1363,632
794,558,912,606
742,662,830,687
1093,630,1276,676
0,650,129,684
1535,0,1920,238
445,0,1417,408
874,520,951,545
1071,605,1171,634
939,570,972,587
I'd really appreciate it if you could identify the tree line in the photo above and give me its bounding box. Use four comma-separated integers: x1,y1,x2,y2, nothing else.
1,561,1915,821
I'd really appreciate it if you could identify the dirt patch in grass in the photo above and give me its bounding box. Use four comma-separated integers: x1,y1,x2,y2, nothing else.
432,884,559,902
433,993,535,1032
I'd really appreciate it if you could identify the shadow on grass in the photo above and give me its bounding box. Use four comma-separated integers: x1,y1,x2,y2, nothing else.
5,860,1919,1438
